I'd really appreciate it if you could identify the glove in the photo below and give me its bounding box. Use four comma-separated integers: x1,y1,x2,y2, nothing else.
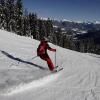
50,48,56,52
54,49,56,52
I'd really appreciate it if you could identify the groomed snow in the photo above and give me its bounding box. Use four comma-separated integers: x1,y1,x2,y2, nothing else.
0,29,100,100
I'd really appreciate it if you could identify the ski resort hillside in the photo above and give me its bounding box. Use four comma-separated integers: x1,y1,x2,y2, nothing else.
0,29,100,100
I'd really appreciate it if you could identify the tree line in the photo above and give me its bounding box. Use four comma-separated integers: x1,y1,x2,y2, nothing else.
0,0,100,55
0,0,67,48
0,0,54,40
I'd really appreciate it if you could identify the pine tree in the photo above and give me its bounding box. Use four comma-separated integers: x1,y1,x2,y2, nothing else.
28,12,38,39
0,0,5,6
0,0,4,28
55,27,62,45
32,13,38,39
0,0,6,29
45,18,54,42
14,0,23,35
6,0,15,31
45,18,52,36
22,9,30,36
38,19,46,40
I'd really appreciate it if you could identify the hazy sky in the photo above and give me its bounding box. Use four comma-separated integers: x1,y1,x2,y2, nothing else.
23,0,100,21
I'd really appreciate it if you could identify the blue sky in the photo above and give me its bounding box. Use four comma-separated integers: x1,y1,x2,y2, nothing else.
23,0,100,21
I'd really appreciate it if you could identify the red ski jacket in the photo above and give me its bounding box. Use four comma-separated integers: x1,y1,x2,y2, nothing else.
37,40,56,56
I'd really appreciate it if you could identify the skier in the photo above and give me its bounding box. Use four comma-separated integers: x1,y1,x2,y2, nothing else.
37,37,56,71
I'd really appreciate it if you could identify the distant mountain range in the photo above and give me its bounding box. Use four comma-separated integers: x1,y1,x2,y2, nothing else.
52,19,100,34
52,19,100,54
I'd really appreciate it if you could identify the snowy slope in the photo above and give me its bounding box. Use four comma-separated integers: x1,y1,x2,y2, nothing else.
0,30,100,100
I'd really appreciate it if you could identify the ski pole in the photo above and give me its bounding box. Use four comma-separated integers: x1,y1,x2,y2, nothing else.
55,51,56,67
27,56,38,61
17,56,38,65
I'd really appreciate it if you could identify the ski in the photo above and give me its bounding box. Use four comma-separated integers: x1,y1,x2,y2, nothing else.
53,67,63,73
56,67,63,72
55,66,59,69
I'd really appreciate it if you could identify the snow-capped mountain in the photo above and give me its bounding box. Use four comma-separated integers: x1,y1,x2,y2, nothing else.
94,21,100,24
0,29,100,100
53,19,100,34
40,17,48,20
53,19,100,36
62,19,100,24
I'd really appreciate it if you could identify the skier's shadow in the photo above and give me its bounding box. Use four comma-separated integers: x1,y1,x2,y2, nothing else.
1,50,47,70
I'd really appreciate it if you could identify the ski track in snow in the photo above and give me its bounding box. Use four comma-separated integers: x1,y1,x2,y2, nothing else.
1,70,60,96
0,29,100,100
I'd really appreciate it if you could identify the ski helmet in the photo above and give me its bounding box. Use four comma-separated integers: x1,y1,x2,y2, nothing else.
42,37,49,42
